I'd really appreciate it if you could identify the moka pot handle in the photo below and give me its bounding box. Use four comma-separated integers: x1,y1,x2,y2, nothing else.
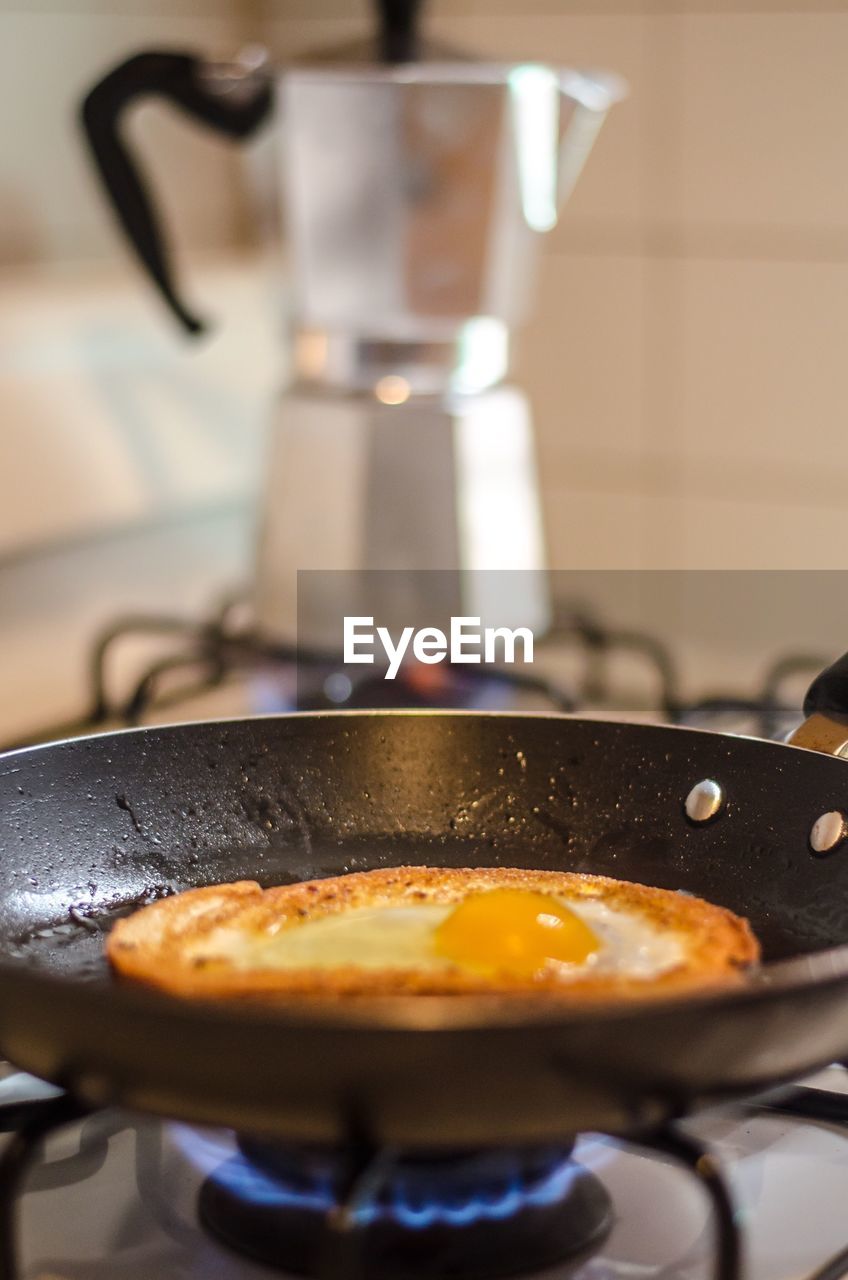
80,49,272,335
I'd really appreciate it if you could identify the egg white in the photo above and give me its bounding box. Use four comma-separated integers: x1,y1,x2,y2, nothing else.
187,897,685,980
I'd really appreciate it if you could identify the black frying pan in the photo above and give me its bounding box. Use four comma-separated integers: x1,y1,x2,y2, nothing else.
2,653,848,1149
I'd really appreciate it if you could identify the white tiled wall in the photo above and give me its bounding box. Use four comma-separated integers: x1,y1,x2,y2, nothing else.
3,0,848,572
422,2,848,570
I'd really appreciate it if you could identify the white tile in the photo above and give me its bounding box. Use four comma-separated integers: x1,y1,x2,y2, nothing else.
639,255,688,459
671,257,848,475
677,12,848,234
641,490,848,569
638,13,686,228
670,1,848,10
261,15,372,59
543,485,650,568
517,252,646,472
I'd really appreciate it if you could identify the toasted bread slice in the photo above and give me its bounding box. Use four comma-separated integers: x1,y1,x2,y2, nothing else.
107,866,758,1001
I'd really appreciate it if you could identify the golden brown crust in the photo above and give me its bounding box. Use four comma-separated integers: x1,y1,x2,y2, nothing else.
107,866,759,1002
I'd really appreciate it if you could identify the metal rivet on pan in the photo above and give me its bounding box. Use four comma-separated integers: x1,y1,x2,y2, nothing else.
684,779,724,824
810,810,848,855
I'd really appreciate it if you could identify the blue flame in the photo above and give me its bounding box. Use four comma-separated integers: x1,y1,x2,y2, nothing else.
212,1156,337,1213
171,1124,583,1232
212,1156,578,1228
387,1163,575,1230
213,1153,573,1227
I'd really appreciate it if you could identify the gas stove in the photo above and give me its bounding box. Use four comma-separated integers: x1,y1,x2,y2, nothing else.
1,592,843,1280
1,589,825,753
6,1067,848,1280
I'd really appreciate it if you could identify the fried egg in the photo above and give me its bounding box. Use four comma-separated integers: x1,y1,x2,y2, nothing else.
107,866,759,1000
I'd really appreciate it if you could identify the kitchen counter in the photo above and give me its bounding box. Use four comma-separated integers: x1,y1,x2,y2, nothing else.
0,251,279,560
0,503,254,746
0,251,283,744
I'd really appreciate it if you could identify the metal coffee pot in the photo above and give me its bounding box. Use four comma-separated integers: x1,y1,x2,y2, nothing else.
82,41,624,648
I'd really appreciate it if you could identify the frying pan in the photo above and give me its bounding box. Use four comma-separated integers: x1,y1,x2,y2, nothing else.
2,652,848,1150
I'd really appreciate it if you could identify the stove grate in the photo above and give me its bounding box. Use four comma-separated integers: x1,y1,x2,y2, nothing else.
1,593,823,751
6,1072,838,1280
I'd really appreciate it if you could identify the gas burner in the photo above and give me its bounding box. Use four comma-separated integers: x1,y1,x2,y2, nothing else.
197,1137,612,1278
2,588,827,751
10,1076,848,1279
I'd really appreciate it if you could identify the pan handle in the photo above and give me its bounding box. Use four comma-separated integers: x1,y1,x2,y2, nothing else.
788,652,848,756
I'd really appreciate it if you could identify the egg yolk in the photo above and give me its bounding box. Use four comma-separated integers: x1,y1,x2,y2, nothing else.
434,888,600,977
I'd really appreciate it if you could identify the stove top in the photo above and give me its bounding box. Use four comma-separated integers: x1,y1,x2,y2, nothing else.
1,592,824,752
1,591,842,1279
10,1068,848,1280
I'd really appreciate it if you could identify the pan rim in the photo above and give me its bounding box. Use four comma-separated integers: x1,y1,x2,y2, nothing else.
0,705,817,763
